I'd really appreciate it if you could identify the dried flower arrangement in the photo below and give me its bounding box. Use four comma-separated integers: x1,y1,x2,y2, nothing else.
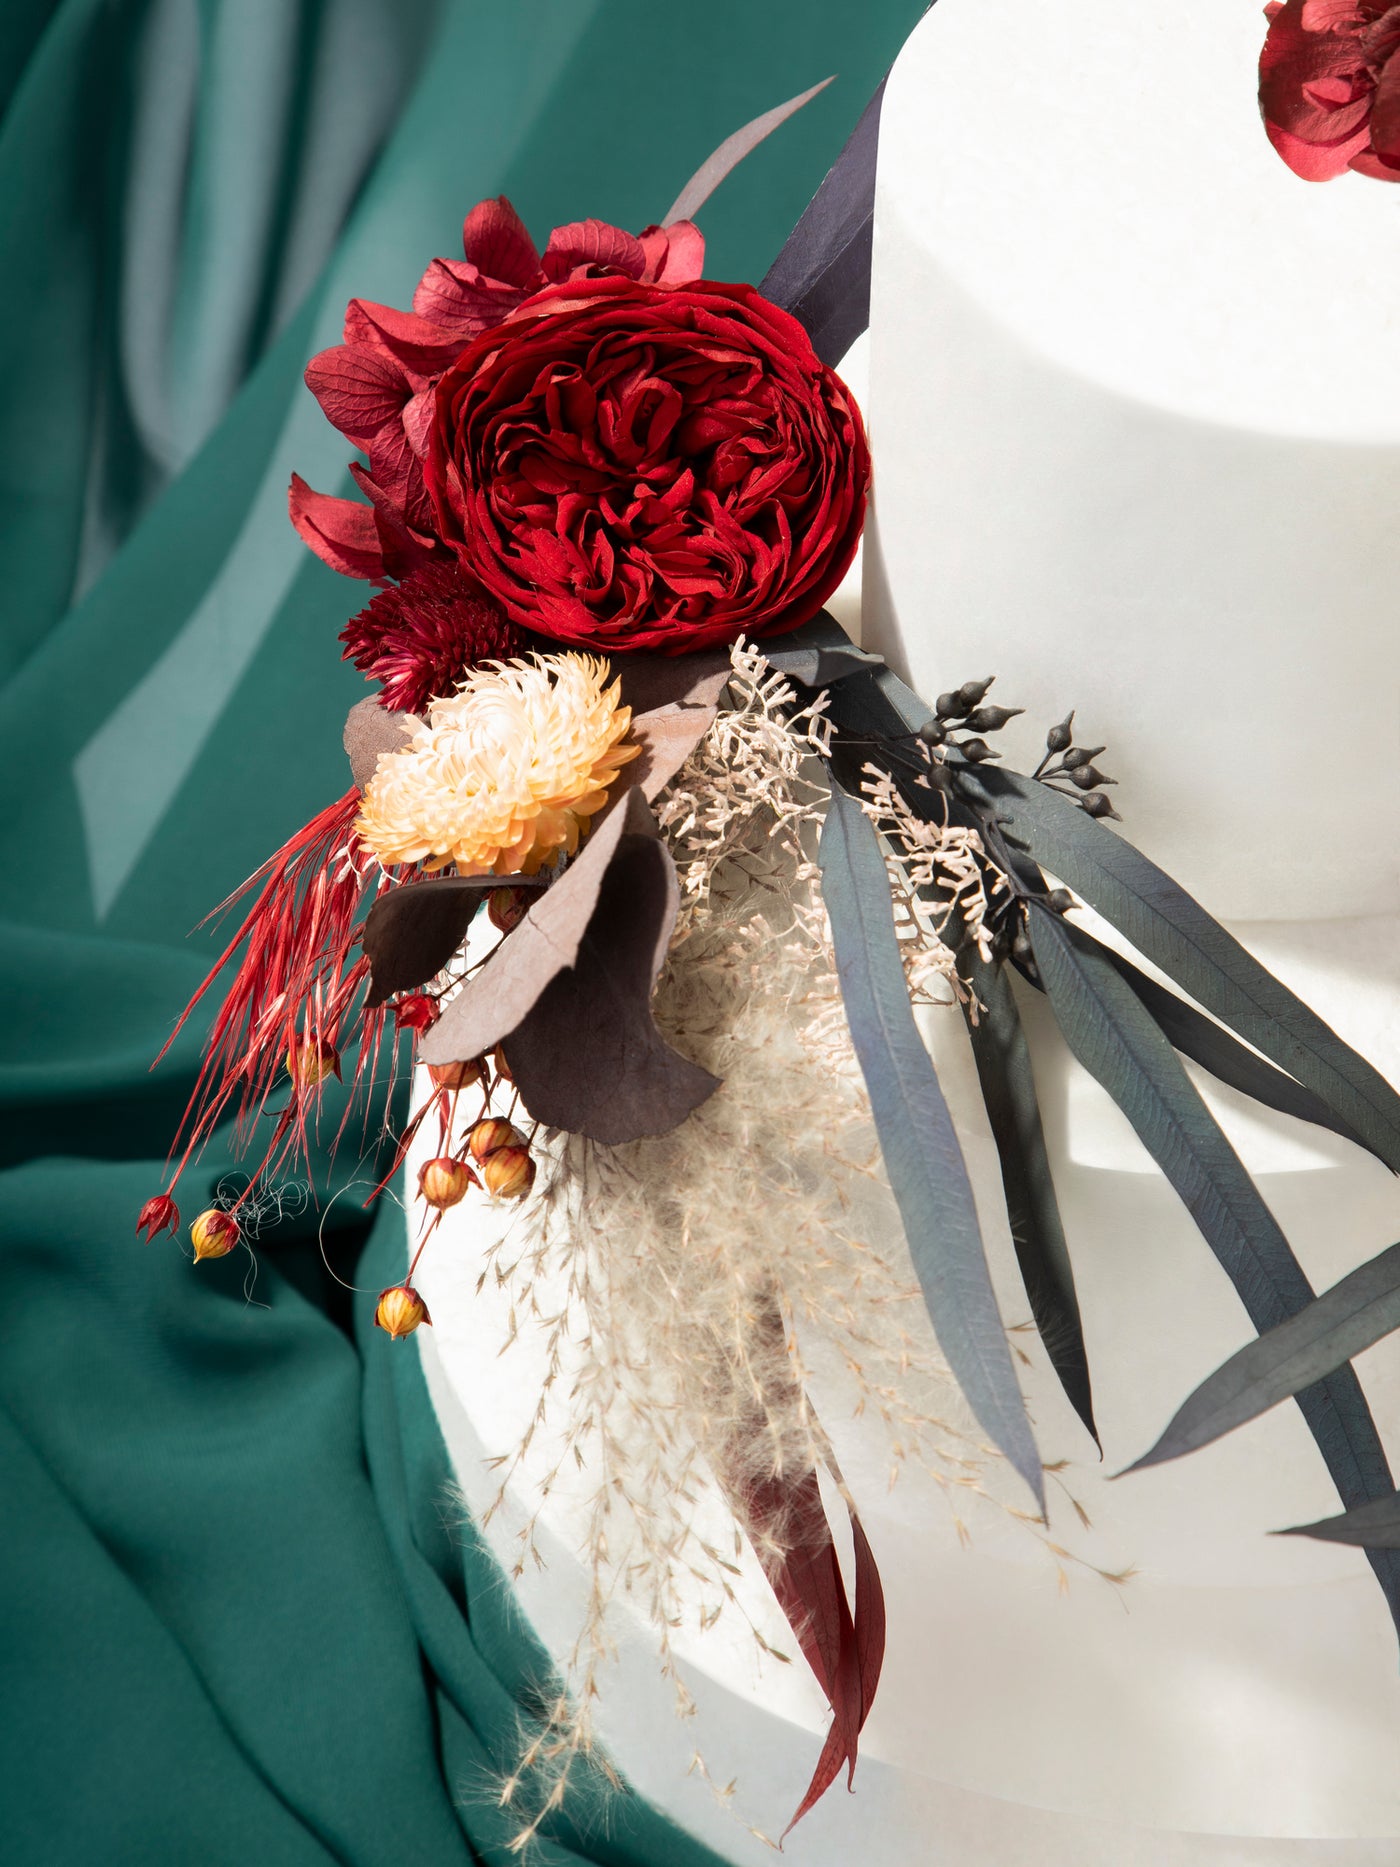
140,68,1400,1846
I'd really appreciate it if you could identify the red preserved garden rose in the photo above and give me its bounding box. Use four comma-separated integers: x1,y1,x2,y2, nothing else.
1260,0,1400,182
422,276,870,653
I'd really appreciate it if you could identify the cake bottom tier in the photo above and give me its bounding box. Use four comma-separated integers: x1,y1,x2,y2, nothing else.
410,911,1400,1865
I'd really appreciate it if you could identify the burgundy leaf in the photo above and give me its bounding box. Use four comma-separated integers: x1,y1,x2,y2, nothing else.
419,787,717,1143
361,875,539,1007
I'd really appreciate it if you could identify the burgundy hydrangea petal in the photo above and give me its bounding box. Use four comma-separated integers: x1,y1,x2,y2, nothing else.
347,463,446,579
304,343,411,446
411,257,531,336
342,299,470,379
541,219,648,283
1348,141,1400,171
1265,113,1371,175
461,195,541,285
1366,41,1400,154
288,474,387,581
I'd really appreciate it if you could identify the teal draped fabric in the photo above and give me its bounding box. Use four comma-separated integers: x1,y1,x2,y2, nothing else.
0,4,926,1860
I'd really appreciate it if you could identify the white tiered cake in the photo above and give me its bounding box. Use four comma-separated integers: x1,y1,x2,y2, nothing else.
414,5,1400,1860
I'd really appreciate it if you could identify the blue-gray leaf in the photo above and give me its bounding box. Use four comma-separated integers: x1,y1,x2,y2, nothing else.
819,782,1044,1510
983,767,1400,1174
1026,901,1400,1641
1278,1491,1400,1549
1131,1241,1400,1471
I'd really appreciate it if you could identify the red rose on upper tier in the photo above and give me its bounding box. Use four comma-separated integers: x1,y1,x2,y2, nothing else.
423,277,869,653
291,198,705,581
1260,0,1400,181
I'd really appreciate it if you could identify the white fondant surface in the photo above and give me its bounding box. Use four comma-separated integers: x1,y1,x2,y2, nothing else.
413,6,1400,1857
862,0,1400,922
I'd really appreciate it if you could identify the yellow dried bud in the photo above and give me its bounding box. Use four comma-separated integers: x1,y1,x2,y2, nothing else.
417,1155,475,1210
482,1144,535,1201
375,1284,430,1339
492,1043,513,1085
190,1208,239,1262
428,1057,485,1091
287,1033,340,1090
467,1117,523,1164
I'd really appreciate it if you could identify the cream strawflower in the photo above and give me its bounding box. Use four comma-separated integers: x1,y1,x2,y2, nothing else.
356,653,639,877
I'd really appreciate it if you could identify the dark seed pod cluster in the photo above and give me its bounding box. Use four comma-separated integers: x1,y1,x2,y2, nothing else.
1033,711,1121,818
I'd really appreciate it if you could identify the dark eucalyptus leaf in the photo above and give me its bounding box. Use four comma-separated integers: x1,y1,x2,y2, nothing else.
759,79,885,365
1131,1242,1400,1471
362,877,506,1007
763,614,887,690
1278,1492,1400,1549
503,823,719,1144
1089,939,1376,1158
1025,901,1400,1639
983,767,1400,1175
961,951,1097,1445
819,782,1044,1510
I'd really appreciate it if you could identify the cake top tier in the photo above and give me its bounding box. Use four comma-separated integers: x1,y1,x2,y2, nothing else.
885,0,1400,443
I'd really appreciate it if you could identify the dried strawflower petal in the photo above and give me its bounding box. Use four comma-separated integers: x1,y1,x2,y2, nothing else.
356,653,640,877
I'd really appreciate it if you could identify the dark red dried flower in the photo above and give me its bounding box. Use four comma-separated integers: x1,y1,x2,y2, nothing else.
136,1194,180,1242
424,278,869,654
290,197,704,583
393,993,440,1034
1260,0,1400,181
340,559,524,712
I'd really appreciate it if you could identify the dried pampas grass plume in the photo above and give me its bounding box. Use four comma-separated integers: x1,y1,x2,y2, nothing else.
463,642,1113,1851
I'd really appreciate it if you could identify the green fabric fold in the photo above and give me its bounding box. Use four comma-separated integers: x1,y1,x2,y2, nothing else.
1,3,926,1859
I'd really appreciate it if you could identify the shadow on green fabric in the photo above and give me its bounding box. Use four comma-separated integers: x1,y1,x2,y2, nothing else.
0,3,925,1861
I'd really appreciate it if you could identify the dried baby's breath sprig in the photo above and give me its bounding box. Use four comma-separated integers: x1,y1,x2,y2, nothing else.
856,761,1013,1009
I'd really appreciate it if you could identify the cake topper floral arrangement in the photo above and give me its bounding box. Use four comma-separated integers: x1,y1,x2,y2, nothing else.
140,67,1400,1848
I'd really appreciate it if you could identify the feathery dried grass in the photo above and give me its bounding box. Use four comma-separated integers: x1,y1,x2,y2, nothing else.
467,645,1112,1850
